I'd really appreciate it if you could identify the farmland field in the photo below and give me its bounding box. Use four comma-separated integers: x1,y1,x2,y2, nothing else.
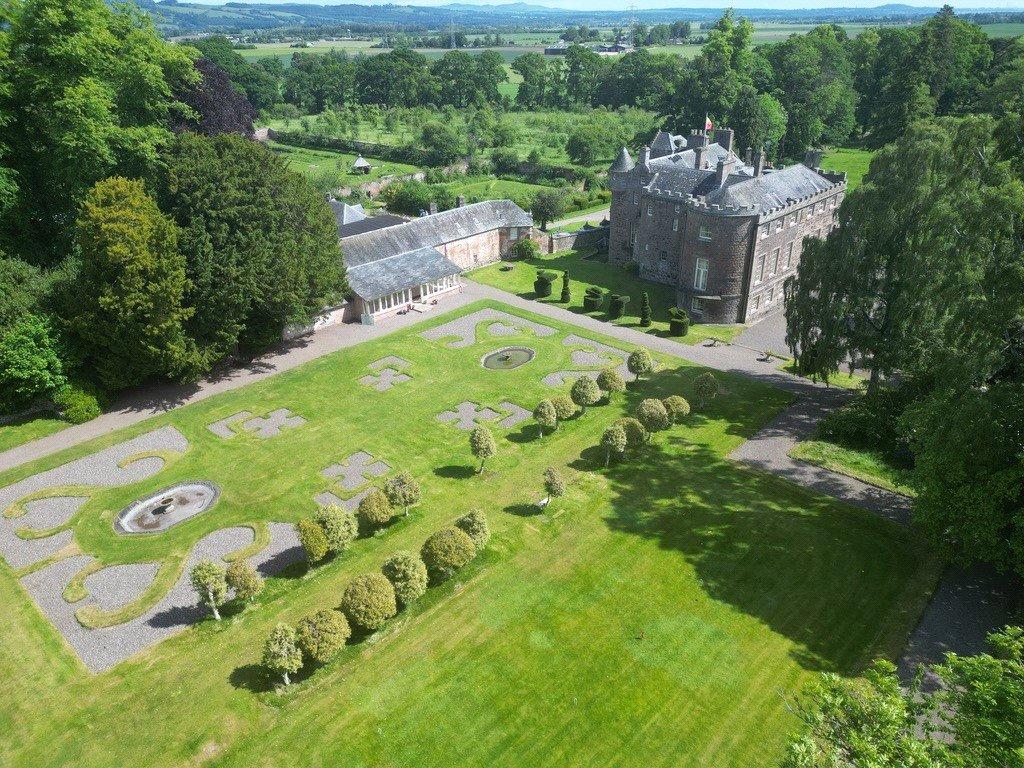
267,140,419,184
0,299,940,767
821,147,875,191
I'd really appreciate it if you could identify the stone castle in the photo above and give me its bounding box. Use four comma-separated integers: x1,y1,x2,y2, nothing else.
608,127,847,324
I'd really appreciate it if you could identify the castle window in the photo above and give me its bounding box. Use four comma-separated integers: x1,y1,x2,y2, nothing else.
647,203,653,217
691,297,704,314
672,218,679,232
755,254,765,284
698,225,712,241
645,244,650,252
632,192,639,205
767,286,775,305
674,204,681,213
629,226,636,246
788,214,796,227
786,242,795,269
694,258,709,291
772,248,781,275
751,294,761,312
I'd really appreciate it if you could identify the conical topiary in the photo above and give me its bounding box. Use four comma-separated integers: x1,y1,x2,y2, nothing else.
560,271,571,303
639,292,652,327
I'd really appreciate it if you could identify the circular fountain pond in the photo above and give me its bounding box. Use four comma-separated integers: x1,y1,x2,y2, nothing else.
482,346,536,370
115,481,220,535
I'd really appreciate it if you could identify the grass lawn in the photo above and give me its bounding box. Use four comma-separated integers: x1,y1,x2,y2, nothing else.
778,360,865,391
442,176,553,207
267,141,419,184
468,251,745,345
821,148,875,191
0,299,939,767
0,415,68,453
790,440,917,497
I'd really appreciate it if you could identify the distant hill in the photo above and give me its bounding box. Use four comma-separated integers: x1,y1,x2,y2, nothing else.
139,0,944,36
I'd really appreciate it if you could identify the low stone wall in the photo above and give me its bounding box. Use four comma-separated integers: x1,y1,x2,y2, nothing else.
540,224,610,254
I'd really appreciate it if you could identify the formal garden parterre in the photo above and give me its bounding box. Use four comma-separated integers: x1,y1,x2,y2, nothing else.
0,300,941,767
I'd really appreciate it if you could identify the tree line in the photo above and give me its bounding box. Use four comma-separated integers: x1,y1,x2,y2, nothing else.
0,0,345,419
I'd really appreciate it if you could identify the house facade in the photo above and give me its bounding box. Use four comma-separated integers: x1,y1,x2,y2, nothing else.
608,128,847,324
339,199,533,324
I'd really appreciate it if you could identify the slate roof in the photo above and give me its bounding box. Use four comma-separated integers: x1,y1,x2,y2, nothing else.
341,200,533,268
707,163,837,210
346,247,461,301
352,155,371,169
610,147,635,173
329,200,367,227
337,212,407,239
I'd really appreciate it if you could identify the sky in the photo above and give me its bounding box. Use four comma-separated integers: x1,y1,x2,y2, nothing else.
201,0,1024,9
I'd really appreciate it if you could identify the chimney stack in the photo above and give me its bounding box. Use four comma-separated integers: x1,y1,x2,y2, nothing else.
693,146,706,170
715,156,736,187
745,147,753,166
687,129,708,149
641,145,652,172
753,148,766,177
713,128,734,152
429,201,438,215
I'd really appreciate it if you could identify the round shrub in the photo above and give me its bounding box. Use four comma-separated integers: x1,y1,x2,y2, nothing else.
534,399,557,435
358,488,396,528
53,384,102,424
340,572,397,632
627,348,655,380
635,398,670,434
421,526,476,582
551,394,577,421
608,293,630,319
296,609,350,663
511,236,538,260
314,504,358,552
534,270,557,297
597,368,626,399
381,550,429,607
583,286,604,312
693,372,719,409
225,560,263,602
662,395,691,422
295,518,329,565
455,508,490,549
668,307,691,337
614,417,648,448
570,375,601,411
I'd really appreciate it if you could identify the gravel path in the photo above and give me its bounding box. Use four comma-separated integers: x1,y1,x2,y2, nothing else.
420,307,557,348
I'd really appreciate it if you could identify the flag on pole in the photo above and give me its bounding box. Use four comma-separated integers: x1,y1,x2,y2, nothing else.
704,114,713,131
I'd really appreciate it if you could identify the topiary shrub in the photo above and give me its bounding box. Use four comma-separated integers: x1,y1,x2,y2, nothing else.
420,526,476,582
597,368,626,400
608,293,630,319
358,488,396,529
551,394,577,421
613,417,648,449
534,399,557,436
627,348,655,380
601,424,627,466
53,384,102,424
639,292,652,327
662,395,691,422
295,518,329,565
340,572,397,632
381,551,429,607
560,271,571,303
583,286,604,312
570,375,601,412
313,504,358,553
455,508,490,549
668,307,691,337
635,398,671,435
296,609,350,663
534,270,557,297
693,372,719,409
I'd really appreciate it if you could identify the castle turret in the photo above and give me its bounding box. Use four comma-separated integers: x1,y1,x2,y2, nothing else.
610,147,635,174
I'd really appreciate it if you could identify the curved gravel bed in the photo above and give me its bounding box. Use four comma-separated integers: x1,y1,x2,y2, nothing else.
83,562,161,611
421,308,556,348
18,496,88,532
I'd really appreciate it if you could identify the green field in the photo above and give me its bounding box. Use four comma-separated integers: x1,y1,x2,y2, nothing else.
790,440,916,497
443,176,553,206
267,140,418,184
470,251,746,345
822,147,875,191
0,415,68,453
0,298,940,767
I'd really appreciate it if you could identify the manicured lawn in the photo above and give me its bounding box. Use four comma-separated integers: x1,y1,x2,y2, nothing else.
0,415,68,453
0,300,939,768
790,440,917,497
821,148,875,191
442,176,552,208
778,360,866,391
468,251,746,345
267,141,418,184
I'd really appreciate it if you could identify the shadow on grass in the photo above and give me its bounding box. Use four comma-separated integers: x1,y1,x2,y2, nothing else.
504,502,541,517
506,425,541,444
434,465,475,480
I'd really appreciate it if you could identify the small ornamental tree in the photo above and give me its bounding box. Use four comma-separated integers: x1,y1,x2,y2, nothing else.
314,504,358,552
190,560,228,620
635,398,671,436
570,375,601,412
663,395,691,423
597,368,626,401
627,348,655,380
469,425,497,473
534,399,557,436
639,292,652,327
295,518,329,565
533,270,557,297
225,560,263,603
614,417,648,449
381,551,429,607
543,467,565,500
383,471,421,517
358,488,396,528
263,623,303,685
560,271,571,303
421,526,477,582
551,394,577,421
608,293,630,319
601,424,628,466
340,573,398,632
693,372,718,409
296,609,350,663
455,509,491,549
668,307,690,337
